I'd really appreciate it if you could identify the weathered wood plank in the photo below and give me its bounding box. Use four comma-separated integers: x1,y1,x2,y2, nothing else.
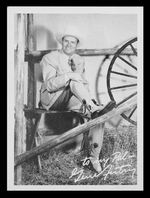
14,14,26,184
26,14,35,109
27,61,35,108
24,106,83,115
26,14,34,52
14,100,136,167
25,14,37,152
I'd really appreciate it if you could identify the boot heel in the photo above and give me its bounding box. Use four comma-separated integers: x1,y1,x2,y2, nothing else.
91,100,116,119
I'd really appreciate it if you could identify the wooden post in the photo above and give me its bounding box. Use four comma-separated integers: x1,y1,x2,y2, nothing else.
26,14,35,109
25,14,41,171
14,14,26,184
25,14,37,151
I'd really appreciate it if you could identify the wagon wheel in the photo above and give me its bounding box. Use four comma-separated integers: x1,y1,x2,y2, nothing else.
107,37,137,125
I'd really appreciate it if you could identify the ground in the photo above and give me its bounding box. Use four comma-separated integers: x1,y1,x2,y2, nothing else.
21,123,137,185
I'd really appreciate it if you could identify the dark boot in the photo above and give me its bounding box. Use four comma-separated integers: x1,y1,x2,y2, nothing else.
91,100,116,119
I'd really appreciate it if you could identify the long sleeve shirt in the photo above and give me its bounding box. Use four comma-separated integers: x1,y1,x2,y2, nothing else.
40,49,88,110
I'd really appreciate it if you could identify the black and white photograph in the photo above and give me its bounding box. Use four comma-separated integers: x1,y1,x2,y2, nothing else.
7,6,143,190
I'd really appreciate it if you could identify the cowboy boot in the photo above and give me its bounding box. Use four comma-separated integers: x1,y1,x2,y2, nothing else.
91,100,116,119
80,99,116,120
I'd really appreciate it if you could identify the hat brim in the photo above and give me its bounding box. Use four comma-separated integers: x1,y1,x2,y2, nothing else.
56,33,82,47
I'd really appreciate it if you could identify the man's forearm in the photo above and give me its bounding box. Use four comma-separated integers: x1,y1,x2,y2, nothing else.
46,74,70,92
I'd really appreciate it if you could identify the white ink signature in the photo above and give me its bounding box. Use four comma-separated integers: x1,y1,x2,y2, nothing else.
69,151,136,183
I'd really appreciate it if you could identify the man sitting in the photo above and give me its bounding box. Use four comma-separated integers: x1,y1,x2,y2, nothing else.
40,26,115,173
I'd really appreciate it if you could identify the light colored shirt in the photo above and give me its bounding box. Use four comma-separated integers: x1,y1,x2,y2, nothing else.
41,49,88,92
40,49,88,110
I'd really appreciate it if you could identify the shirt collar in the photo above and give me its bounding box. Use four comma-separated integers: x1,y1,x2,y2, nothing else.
59,49,76,58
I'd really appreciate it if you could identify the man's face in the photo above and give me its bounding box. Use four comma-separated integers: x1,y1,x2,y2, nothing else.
62,35,79,56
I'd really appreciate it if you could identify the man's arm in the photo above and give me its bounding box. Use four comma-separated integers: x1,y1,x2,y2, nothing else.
41,54,70,92
41,53,85,93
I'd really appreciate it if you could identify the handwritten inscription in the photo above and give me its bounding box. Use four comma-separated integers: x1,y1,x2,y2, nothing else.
69,151,136,183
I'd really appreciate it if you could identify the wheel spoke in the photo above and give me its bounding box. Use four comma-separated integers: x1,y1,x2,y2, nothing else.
116,92,137,107
114,62,135,77
121,113,137,125
115,62,132,74
130,44,137,56
110,76,134,84
111,70,137,79
128,105,137,118
118,55,137,71
110,83,137,90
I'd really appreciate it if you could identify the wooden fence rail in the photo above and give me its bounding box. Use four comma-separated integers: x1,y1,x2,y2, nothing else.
25,48,135,63
14,100,136,167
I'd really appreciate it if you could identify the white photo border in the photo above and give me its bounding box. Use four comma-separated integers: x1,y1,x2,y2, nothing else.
7,6,143,191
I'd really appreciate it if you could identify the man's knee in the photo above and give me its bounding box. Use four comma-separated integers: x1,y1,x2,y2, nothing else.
69,80,79,90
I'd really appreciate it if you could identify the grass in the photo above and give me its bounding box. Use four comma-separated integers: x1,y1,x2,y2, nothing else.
21,123,137,185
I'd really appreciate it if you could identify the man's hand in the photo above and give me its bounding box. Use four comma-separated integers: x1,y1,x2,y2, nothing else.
67,72,84,82
68,54,84,73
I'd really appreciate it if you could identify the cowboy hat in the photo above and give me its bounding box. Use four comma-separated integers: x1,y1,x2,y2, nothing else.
56,26,83,47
